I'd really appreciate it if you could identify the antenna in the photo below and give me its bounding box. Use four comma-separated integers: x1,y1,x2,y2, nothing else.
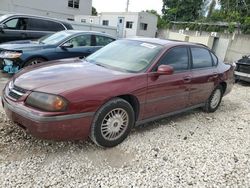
126,0,130,12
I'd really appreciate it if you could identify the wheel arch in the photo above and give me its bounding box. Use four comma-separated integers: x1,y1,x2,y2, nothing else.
218,81,227,95
117,94,140,121
22,55,49,67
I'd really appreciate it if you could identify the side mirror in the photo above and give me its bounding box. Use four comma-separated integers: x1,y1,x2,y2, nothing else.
157,65,174,75
0,24,7,32
61,43,73,49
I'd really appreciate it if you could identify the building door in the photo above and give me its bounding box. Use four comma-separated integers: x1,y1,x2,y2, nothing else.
117,17,125,38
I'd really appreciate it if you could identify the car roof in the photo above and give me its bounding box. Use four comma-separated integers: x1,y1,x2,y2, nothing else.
127,37,209,48
60,30,116,39
1,14,70,25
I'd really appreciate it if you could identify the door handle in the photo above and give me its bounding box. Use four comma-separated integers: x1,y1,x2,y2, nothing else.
183,76,191,83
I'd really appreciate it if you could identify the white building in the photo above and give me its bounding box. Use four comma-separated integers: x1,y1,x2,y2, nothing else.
0,0,92,20
75,12,158,38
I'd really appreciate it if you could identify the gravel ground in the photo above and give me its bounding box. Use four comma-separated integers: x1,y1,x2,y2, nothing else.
0,83,249,187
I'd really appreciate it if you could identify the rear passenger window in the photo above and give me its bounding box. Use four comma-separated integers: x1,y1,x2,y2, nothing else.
158,47,189,71
46,21,65,31
95,36,115,46
191,47,213,69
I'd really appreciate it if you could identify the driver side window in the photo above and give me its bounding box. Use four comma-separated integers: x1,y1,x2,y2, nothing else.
67,35,91,48
158,47,189,72
4,18,28,30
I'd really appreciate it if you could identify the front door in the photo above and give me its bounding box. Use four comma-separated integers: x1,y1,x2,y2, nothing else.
143,46,191,119
56,34,96,59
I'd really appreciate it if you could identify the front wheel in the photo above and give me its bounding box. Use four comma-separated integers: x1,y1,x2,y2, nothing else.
24,58,46,67
203,85,223,113
90,98,135,147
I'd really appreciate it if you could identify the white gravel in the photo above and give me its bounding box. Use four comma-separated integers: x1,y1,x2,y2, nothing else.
0,83,250,187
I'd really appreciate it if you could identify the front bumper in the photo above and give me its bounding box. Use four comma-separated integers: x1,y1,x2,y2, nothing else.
2,95,94,141
235,71,250,82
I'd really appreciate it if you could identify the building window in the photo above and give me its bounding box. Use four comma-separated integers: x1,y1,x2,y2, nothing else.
68,0,79,9
140,23,148,30
81,19,86,23
102,20,109,26
126,21,133,29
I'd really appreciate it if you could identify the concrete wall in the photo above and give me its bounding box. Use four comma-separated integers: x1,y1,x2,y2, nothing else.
70,22,117,37
159,29,250,63
0,0,92,20
188,36,215,49
168,32,189,41
75,15,101,25
224,34,250,62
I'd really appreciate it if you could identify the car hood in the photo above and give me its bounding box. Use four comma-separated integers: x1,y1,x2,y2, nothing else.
0,42,53,52
13,59,133,94
237,57,250,65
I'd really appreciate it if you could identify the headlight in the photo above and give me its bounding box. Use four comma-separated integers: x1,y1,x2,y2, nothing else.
25,92,68,112
0,51,22,59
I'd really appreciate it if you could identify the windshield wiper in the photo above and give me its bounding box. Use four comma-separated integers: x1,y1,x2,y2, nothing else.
95,63,108,68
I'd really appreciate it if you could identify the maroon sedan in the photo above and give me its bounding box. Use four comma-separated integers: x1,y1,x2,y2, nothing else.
2,38,234,147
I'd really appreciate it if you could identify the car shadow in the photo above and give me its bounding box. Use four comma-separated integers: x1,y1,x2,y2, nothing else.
236,80,250,87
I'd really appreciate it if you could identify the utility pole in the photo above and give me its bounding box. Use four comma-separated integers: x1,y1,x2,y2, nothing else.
126,0,130,12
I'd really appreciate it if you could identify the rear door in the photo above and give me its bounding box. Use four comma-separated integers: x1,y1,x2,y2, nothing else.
143,46,191,119
26,18,55,40
189,47,218,106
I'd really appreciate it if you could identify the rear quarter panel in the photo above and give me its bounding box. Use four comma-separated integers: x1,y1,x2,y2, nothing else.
217,61,235,95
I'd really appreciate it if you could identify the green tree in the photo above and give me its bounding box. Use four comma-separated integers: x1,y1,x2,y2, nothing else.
162,0,204,21
219,0,250,16
145,10,169,28
207,0,216,18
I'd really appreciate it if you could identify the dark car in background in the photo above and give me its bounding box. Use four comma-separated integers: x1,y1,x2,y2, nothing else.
0,14,73,43
234,55,250,82
0,30,116,73
2,38,234,147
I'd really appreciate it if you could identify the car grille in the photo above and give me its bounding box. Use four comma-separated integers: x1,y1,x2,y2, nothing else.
8,85,27,100
236,64,250,74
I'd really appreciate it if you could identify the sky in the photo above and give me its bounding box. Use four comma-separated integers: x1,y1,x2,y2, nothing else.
92,0,163,15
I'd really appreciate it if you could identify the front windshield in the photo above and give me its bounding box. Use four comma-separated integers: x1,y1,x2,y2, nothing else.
86,40,163,72
0,15,8,23
40,31,72,45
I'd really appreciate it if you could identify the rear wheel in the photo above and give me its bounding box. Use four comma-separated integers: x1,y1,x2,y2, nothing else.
203,85,223,113
24,58,46,67
90,98,135,147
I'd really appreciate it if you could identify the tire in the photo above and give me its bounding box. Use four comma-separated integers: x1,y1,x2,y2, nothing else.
24,58,46,67
203,85,223,113
90,98,135,148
